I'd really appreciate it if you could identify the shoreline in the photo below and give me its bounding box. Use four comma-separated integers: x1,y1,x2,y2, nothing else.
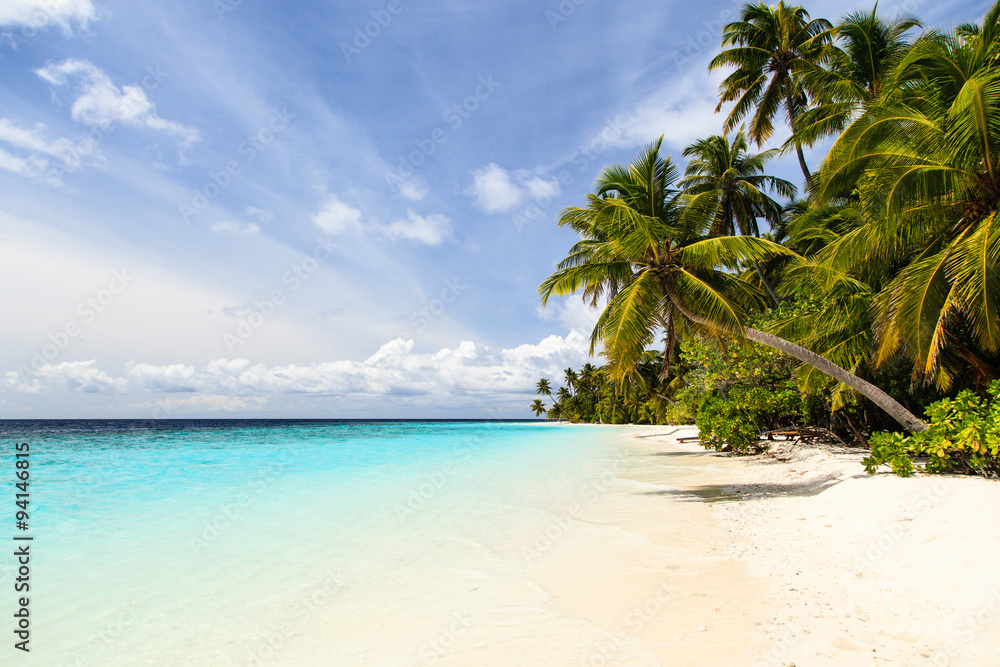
620,425,1000,665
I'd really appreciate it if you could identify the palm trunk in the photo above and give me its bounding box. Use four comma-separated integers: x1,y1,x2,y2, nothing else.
785,90,812,185
753,260,781,308
669,294,928,433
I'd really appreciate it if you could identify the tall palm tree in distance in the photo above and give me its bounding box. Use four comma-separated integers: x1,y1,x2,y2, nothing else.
535,378,552,397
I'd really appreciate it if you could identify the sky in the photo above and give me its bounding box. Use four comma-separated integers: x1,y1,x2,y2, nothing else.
0,0,986,418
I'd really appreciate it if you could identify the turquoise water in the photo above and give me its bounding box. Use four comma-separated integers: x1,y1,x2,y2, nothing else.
0,420,621,665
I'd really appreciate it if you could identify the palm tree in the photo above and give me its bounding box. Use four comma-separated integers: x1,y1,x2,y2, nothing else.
709,1,833,183
540,140,928,432
530,399,547,418
680,129,796,305
535,378,552,397
563,368,578,395
556,386,571,402
816,2,1000,388
791,6,921,148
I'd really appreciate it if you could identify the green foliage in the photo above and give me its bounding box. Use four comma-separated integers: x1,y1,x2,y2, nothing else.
865,381,1000,477
684,336,805,454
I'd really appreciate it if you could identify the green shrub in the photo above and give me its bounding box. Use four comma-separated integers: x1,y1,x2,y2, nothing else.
864,380,1000,477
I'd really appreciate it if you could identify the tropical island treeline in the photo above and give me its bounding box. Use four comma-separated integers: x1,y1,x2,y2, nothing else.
532,1,1000,478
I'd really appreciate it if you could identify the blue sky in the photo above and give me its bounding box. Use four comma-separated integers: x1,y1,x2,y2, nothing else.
0,0,985,418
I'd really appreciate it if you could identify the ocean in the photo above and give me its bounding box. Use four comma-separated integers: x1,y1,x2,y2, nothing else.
1,420,628,666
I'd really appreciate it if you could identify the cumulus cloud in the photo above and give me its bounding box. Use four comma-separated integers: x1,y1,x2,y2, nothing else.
36,59,199,146
211,220,260,234
6,361,129,394
311,194,363,235
0,0,96,31
468,163,561,214
381,210,451,245
2,332,591,408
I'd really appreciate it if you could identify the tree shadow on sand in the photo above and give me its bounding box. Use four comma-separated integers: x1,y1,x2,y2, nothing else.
638,475,858,503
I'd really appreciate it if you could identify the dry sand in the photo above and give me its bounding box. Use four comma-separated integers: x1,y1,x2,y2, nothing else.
622,425,1000,666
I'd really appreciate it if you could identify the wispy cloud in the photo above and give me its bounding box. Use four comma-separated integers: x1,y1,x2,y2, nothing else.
0,0,96,31
0,118,80,180
211,220,260,234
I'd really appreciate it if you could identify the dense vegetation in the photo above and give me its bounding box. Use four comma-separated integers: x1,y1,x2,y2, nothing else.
533,2,1000,477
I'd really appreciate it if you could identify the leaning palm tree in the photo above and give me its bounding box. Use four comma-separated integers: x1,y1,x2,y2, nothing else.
530,399,547,418
816,2,1000,388
681,129,796,305
535,378,552,397
540,140,928,432
709,1,833,183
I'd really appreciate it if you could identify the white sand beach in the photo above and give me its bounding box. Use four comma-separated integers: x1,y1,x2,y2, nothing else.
617,425,1000,665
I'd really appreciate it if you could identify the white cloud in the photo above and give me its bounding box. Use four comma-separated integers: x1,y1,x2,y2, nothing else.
15,361,130,394
604,66,728,151
469,163,524,213
398,180,427,201
539,297,601,337
468,164,561,214
311,194,363,235
211,220,260,234
0,0,95,31
245,206,274,223
4,332,591,408
36,59,199,146
0,118,81,180
381,210,451,245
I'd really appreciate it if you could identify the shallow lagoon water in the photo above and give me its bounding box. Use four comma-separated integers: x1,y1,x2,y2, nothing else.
1,420,622,665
